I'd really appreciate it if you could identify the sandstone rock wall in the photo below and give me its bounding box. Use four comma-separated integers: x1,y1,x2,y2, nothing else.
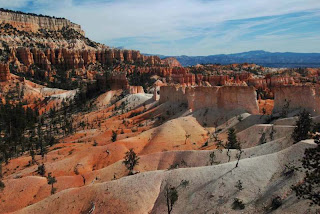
153,86,160,101
0,11,85,35
273,85,320,115
159,86,188,104
248,76,295,89
160,86,259,114
186,87,219,110
129,86,144,94
11,48,162,75
216,86,259,114
107,73,129,90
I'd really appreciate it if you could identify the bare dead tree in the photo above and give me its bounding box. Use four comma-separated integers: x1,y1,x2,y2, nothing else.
235,147,244,168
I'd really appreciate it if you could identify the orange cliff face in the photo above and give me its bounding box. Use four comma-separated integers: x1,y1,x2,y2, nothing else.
7,47,163,80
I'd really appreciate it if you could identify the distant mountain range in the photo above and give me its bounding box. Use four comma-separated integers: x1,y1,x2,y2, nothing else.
149,50,320,68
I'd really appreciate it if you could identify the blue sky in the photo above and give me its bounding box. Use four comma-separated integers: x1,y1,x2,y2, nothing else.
1,0,320,56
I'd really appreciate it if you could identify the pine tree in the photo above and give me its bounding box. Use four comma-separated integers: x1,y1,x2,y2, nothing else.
292,136,320,206
37,164,46,176
112,130,117,142
47,172,57,195
122,149,140,175
165,185,178,214
292,110,312,143
226,128,240,149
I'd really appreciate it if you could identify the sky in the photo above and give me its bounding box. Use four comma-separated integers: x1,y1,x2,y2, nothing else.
1,0,320,56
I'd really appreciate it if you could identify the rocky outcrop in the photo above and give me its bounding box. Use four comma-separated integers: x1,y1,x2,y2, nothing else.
153,86,160,101
17,48,34,66
161,57,182,67
159,86,259,114
248,76,295,89
159,86,188,104
12,48,162,73
0,63,10,81
0,10,85,35
129,86,144,94
273,85,320,116
107,73,129,90
202,75,229,86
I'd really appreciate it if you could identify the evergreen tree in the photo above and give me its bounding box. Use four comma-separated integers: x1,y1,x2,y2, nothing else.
122,149,140,175
226,128,240,149
47,173,57,195
37,164,46,176
165,185,178,214
112,130,118,142
292,136,320,206
292,110,312,143
0,179,4,191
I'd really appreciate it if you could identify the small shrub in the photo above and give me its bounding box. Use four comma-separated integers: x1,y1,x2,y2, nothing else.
74,166,79,175
0,180,5,190
68,149,74,155
262,107,266,115
232,198,245,210
235,180,243,191
202,141,208,148
168,163,179,170
36,164,46,176
271,196,282,210
209,151,216,165
259,132,267,144
180,180,189,188
269,126,276,141
283,164,298,176
112,130,117,142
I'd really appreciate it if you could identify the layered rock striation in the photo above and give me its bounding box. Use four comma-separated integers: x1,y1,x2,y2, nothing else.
0,9,84,35
159,85,259,114
273,85,320,116
8,47,162,78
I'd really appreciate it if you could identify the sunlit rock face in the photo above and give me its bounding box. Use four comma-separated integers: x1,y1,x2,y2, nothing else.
160,85,259,114
273,85,320,116
0,10,85,35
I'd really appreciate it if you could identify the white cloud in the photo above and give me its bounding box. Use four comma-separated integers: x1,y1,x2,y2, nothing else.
2,0,320,55
0,0,29,8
